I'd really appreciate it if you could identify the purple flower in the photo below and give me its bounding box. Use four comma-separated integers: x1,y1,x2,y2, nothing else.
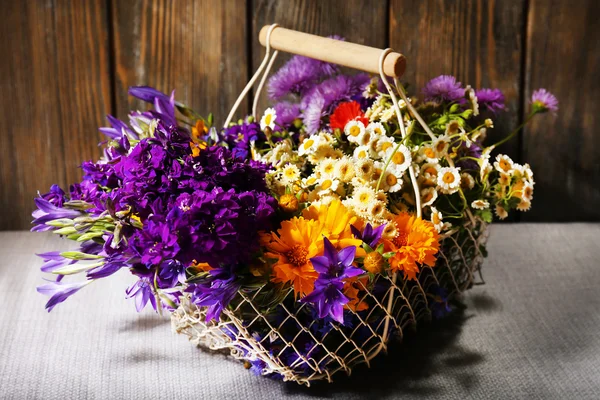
350,223,385,249
273,102,301,129
301,238,362,323
99,114,138,140
531,88,559,114
422,75,465,103
31,198,82,232
187,264,241,321
221,121,264,159
301,74,370,134
128,86,171,104
37,280,92,312
126,278,157,312
476,88,507,114
268,55,339,100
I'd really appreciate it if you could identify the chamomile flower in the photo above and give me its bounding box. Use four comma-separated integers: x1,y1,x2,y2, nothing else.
280,164,300,185
466,85,479,116
517,199,531,211
367,122,386,136
421,163,440,181
315,177,340,196
384,144,412,173
353,145,371,160
421,187,438,206
437,166,461,194
445,120,463,135
357,128,376,147
495,204,508,220
471,199,490,210
367,200,387,220
430,207,444,232
433,136,451,157
260,107,277,130
333,157,356,183
380,107,396,123
494,154,514,174
419,145,439,163
317,158,337,178
479,146,494,180
460,173,475,190
523,163,534,181
498,172,511,186
298,136,319,156
376,136,396,159
382,221,398,239
381,169,403,192
301,174,319,188
344,120,366,143
352,185,377,210
317,131,336,145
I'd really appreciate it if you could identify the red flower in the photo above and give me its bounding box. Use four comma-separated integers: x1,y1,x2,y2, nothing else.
330,101,368,130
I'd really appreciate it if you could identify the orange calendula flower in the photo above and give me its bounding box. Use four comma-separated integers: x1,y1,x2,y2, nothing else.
261,200,363,297
190,119,208,156
383,213,440,280
344,276,369,312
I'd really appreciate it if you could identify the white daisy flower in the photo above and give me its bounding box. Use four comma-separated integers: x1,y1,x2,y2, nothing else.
523,163,534,181
280,164,300,186
442,222,453,231
316,177,340,196
367,200,387,220
472,127,486,142
260,107,277,130
317,158,337,178
430,207,444,232
494,154,514,174
421,187,438,207
460,173,475,190
380,107,396,123
445,120,463,135
344,120,366,143
352,185,377,210
298,136,320,156
366,122,386,136
301,174,319,188
333,157,356,183
382,221,398,239
418,145,439,163
521,181,534,201
479,146,494,180
376,136,396,159
310,144,342,164
437,166,461,194
517,199,531,211
381,168,403,193
498,172,511,186
317,131,336,145
353,145,371,160
471,199,490,210
495,204,508,220
432,135,451,158
384,144,412,173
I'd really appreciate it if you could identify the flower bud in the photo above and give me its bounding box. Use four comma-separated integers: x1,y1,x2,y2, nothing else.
363,251,384,274
279,194,299,213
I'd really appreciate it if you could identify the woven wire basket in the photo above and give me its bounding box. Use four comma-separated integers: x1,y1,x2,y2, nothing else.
171,216,488,386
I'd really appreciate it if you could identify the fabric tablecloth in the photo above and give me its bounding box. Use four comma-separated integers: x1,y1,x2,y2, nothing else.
1,224,599,399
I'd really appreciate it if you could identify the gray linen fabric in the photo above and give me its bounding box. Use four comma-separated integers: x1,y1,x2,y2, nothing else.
1,224,599,399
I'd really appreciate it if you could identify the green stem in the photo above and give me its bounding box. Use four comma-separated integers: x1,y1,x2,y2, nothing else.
491,112,537,148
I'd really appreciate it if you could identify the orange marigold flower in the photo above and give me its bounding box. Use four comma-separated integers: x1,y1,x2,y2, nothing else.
383,213,440,280
261,200,363,297
344,276,369,312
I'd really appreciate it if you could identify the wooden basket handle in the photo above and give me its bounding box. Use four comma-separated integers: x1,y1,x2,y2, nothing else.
259,25,406,78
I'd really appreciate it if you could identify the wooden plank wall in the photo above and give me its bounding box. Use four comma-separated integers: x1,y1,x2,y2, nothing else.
0,0,597,229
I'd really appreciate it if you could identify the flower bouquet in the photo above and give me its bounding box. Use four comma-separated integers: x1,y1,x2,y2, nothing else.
32,26,557,385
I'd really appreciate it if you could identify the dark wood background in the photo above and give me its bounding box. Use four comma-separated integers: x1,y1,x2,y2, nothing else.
1,0,598,230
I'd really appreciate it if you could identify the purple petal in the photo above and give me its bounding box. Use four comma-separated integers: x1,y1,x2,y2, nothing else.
337,246,356,268
309,256,330,274
322,237,337,265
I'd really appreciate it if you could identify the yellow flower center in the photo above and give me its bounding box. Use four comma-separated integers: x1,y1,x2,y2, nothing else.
443,172,455,184
357,150,367,159
393,232,408,247
349,126,361,136
279,194,299,213
324,164,334,174
306,177,317,185
436,141,447,152
392,152,405,165
386,174,398,186
265,114,272,125
321,179,333,190
380,142,393,152
423,192,433,202
424,148,436,158
359,193,371,204
432,213,441,225
424,166,438,176
499,159,511,171
284,169,296,178
303,139,314,150
360,164,372,175
285,245,308,267
362,133,371,143
374,127,383,134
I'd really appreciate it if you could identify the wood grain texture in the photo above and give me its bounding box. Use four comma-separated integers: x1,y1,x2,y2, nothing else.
0,0,111,230
249,0,388,116
521,0,600,221
111,0,248,125
389,0,526,162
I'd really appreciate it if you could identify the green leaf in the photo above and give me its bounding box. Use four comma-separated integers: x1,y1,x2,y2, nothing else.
54,226,78,235
480,209,493,223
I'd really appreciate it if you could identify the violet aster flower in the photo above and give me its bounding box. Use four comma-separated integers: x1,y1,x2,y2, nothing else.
350,223,385,249
40,184,67,207
531,88,559,114
221,120,264,159
128,86,171,104
267,53,340,100
422,75,465,103
301,238,362,323
187,263,241,321
273,101,301,129
476,88,507,114
37,251,76,275
37,280,93,312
